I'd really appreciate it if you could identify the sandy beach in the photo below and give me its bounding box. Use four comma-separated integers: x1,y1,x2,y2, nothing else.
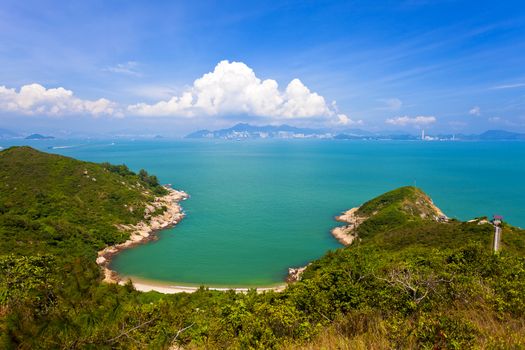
123,277,286,294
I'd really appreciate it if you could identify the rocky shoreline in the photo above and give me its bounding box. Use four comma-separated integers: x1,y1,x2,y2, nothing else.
330,191,448,246
287,264,310,283
97,188,371,293
96,188,189,284
96,187,289,293
286,208,368,283
331,207,366,246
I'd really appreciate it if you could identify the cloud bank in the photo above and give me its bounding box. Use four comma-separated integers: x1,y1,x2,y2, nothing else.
128,60,354,123
0,83,118,117
385,115,436,126
0,61,363,125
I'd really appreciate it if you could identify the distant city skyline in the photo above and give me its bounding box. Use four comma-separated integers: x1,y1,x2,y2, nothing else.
1,0,525,136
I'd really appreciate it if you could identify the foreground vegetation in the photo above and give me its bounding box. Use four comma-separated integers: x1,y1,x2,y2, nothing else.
1,147,524,349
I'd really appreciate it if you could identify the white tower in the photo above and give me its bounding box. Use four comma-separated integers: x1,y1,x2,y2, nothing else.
421,129,425,140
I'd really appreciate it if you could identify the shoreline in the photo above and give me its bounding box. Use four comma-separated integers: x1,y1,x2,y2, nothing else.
96,186,289,294
96,187,189,284
331,207,365,246
119,276,287,294
97,188,373,294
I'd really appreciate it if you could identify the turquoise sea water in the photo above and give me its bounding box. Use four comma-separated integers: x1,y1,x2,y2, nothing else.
2,139,524,287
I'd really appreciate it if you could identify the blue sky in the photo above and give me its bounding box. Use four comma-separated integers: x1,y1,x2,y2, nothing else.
1,0,525,136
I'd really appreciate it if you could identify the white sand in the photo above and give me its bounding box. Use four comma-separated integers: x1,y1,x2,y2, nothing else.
126,280,286,294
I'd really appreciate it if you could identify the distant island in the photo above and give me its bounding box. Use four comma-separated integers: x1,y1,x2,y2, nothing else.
25,133,55,140
186,123,525,141
477,129,525,140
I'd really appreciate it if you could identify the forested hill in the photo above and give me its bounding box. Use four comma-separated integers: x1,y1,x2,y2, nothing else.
1,149,524,349
351,186,525,254
299,187,525,348
0,146,166,255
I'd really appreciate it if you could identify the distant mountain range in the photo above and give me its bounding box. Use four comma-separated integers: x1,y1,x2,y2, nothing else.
477,130,525,140
186,123,334,139
0,125,524,141
186,123,525,141
186,123,392,140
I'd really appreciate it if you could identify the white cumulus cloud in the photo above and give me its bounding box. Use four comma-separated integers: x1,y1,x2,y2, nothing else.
385,115,436,126
128,60,339,121
336,114,363,126
469,106,481,116
0,83,119,117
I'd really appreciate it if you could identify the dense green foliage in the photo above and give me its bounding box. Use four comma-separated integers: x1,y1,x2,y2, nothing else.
0,147,165,255
1,149,524,349
101,163,167,196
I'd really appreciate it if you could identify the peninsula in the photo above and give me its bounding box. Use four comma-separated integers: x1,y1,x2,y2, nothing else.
332,186,448,246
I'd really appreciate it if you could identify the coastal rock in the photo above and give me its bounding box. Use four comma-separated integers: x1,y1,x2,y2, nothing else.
331,207,365,246
145,204,155,214
287,264,310,282
151,221,161,230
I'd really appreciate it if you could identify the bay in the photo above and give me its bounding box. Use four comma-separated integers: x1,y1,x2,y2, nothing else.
2,139,524,286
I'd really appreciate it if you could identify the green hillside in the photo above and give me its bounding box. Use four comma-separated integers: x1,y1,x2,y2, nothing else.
0,146,166,256
1,148,524,349
298,187,525,348
352,186,524,254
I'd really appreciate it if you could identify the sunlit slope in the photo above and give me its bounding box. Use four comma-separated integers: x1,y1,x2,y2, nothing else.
350,186,525,254
0,146,165,255
295,186,525,349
